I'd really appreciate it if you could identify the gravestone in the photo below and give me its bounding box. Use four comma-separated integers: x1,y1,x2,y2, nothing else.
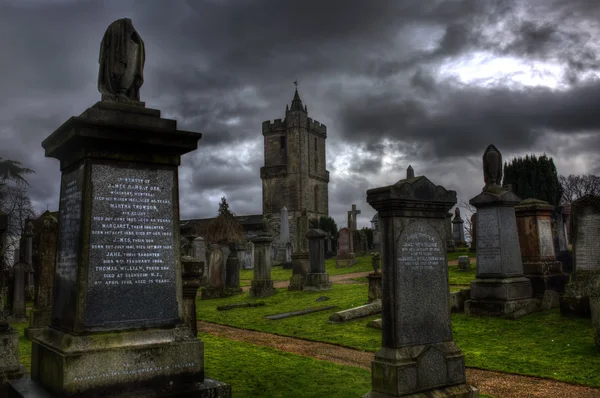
446,212,456,252
470,213,477,252
452,207,466,246
250,221,276,298
303,229,331,291
9,19,230,396
561,195,600,318
335,227,355,267
285,242,292,268
465,145,537,318
0,211,27,395
515,199,568,298
192,236,206,263
372,229,381,252
25,212,59,340
367,253,382,303
457,256,471,272
363,171,478,397
555,205,573,273
181,255,203,337
201,244,226,300
10,262,27,322
288,209,310,291
242,242,254,270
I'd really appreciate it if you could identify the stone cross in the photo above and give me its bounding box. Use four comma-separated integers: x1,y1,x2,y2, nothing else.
347,204,361,231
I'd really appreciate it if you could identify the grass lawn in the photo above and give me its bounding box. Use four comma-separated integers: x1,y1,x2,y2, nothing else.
196,284,600,388
447,247,473,262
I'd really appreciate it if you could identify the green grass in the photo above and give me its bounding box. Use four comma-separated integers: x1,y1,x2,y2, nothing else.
196,284,600,388
447,247,472,261
448,265,476,286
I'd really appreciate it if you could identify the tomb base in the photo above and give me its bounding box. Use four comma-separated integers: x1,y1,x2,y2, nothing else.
249,280,275,298
21,325,225,397
24,309,51,340
560,270,600,318
468,277,532,301
287,274,305,291
8,377,231,398
303,273,331,291
465,298,539,317
335,254,355,268
200,287,224,300
362,343,478,398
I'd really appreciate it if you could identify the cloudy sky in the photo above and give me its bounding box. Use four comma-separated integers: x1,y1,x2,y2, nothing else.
1,0,600,231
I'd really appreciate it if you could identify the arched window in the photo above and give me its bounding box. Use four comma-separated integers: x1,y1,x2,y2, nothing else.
314,186,319,212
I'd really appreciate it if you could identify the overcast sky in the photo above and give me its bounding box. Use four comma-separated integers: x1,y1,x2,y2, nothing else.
1,0,600,231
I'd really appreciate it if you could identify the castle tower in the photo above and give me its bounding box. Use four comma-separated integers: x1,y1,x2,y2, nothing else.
261,86,330,253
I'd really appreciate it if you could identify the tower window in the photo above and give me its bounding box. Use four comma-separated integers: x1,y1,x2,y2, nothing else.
280,136,286,149
314,137,317,150
315,157,318,170
314,186,319,212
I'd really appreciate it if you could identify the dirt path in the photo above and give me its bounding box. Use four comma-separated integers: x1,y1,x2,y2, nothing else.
198,321,600,398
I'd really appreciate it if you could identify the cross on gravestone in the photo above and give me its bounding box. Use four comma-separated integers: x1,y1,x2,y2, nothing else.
347,204,361,231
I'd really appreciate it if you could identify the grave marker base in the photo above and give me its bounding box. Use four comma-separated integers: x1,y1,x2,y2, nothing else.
303,273,331,291
249,280,276,298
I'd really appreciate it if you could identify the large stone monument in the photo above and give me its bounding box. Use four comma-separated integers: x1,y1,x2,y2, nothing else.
250,218,276,297
288,209,310,291
561,195,600,317
303,229,331,291
514,198,568,298
8,18,230,397
464,145,537,317
364,171,478,397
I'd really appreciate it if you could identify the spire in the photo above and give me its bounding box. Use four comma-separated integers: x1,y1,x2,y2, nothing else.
289,80,305,112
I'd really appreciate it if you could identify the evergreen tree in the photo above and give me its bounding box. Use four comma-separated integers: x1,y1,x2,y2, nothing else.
360,227,374,248
503,153,563,207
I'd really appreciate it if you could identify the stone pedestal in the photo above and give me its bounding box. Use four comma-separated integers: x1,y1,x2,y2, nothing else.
465,188,536,318
367,273,382,303
9,99,230,397
0,325,28,397
515,199,568,298
304,229,331,291
364,173,477,397
561,195,600,318
181,256,204,337
288,253,309,291
250,232,276,298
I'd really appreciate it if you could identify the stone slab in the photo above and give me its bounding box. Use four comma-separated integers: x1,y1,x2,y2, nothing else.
469,277,532,301
367,318,382,329
264,305,337,320
216,302,265,311
8,377,232,398
464,298,539,317
329,300,382,323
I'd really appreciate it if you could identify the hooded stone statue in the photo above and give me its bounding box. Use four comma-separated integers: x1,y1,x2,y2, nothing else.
482,144,502,191
98,18,145,102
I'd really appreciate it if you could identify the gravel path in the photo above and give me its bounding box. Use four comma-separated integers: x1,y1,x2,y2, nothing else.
198,321,600,398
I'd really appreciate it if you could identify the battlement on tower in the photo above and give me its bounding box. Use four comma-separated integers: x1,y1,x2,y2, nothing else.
262,118,287,134
307,118,327,135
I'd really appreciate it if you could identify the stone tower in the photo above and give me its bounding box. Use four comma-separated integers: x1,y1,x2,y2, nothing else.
261,87,330,250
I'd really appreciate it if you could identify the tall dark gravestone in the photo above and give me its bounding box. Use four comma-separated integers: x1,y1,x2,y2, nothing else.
363,170,478,397
9,18,230,398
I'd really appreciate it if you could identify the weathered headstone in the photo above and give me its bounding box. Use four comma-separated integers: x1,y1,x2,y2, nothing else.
10,262,26,322
250,221,276,298
225,244,243,296
9,20,231,396
304,229,331,291
288,209,310,291
470,212,477,252
242,242,254,270
363,173,478,397
367,254,382,303
446,211,456,252
192,236,206,263
0,211,27,394
515,198,568,298
465,145,537,318
452,207,466,245
181,255,204,337
25,212,59,340
457,255,471,272
202,244,226,299
335,227,355,267
561,195,600,318
555,205,573,273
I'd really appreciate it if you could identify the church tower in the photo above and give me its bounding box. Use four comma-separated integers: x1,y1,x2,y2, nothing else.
261,86,330,247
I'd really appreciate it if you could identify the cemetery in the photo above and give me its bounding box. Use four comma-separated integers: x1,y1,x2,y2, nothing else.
2,16,600,398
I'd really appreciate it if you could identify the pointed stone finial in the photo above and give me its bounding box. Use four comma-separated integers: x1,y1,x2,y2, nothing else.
482,144,502,191
407,165,414,179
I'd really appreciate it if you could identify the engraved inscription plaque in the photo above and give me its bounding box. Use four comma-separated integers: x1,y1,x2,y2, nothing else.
575,211,600,271
395,220,451,346
85,164,178,328
476,207,501,274
537,219,555,258
52,164,84,327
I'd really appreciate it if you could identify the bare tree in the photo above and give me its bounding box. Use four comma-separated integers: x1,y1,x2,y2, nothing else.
457,201,476,243
559,174,600,204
